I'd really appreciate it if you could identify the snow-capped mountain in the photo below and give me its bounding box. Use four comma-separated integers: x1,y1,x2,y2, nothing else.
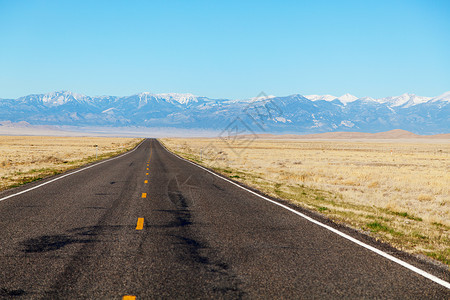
136,92,202,106
18,91,91,107
0,91,448,134
304,94,359,105
337,93,359,104
304,94,338,101
431,91,450,103
375,93,432,108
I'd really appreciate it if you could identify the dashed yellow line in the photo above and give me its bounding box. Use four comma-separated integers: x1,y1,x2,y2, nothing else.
146,172,149,175
144,180,148,184
123,295,136,300
146,168,149,170
136,218,144,230
142,193,147,198
147,148,153,163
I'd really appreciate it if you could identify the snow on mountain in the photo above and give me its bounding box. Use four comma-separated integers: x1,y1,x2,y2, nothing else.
249,94,276,101
337,93,358,104
340,120,355,127
19,91,91,107
101,107,117,114
357,96,376,102
431,91,450,102
304,94,337,101
155,93,198,105
376,93,432,108
45,91,88,104
305,93,358,105
304,92,439,107
129,92,203,106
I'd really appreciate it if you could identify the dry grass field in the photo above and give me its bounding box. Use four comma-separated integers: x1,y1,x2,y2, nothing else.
0,136,142,191
162,138,450,266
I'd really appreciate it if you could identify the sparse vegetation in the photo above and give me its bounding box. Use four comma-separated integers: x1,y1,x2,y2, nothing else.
367,222,389,232
0,136,142,191
162,137,450,267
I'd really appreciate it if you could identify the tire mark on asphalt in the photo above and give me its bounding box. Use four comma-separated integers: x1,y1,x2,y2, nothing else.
165,175,245,298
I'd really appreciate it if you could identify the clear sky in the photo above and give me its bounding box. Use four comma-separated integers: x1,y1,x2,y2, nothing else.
0,0,449,99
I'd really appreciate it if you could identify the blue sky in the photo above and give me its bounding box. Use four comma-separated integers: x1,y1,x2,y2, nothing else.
0,0,449,99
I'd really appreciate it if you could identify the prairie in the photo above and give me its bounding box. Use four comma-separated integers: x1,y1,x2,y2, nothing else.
0,136,142,191
162,137,450,266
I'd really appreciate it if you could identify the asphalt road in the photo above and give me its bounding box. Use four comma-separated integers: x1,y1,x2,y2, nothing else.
0,139,448,299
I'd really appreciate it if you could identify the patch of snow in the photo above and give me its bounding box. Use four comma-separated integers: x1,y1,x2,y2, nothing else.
102,108,117,114
132,92,199,105
311,119,325,128
375,93,432,107
310,114,325,128
337,93,358,104
431,91,450,103
273,117,291,123
304,94,337,101
358,96,376,102
41,91,88,107
387,106,396,113
340,120,355,127
249,94,276,101
157,93,198,104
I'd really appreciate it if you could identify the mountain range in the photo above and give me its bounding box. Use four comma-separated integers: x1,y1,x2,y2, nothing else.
0,91,449,135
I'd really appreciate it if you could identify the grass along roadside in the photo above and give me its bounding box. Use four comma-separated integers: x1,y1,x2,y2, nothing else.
161,138,450,267
0,136,143,191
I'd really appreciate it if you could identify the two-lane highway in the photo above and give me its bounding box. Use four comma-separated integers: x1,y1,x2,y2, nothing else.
0,139,449,298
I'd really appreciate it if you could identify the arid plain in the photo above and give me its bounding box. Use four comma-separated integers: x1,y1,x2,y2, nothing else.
162,137,450,266
0,136,142,191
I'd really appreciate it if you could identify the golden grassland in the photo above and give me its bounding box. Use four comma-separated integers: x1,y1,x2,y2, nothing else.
162,138,450,266
0,136,142,191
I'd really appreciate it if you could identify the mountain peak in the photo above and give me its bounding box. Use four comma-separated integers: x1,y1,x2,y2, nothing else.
358,96,376,102
376,93,432,107
136,91,152,96
337,93,358,104
40,90,88,106
49,90,86,98
305,93,359,104
432,91,450,102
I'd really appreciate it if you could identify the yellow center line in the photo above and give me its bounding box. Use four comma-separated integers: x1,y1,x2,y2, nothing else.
146,173,149,175
136,218,144,230
123,295,136,300
147,148,153,164
142,193,147,198
146,168,149,170
144,180,148,183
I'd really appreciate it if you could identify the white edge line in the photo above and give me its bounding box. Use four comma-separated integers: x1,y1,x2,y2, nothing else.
158,140,450,290
0,139,146,203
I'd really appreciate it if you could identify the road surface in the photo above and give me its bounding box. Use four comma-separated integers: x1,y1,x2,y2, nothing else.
0,139,449,299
